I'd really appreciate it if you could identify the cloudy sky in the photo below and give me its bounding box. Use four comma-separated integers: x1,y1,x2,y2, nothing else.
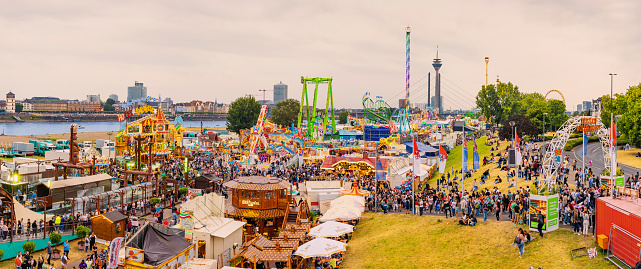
1,0,639,110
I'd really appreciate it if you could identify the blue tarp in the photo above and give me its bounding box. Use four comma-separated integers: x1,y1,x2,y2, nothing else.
334,130,363,139
403,141,438,157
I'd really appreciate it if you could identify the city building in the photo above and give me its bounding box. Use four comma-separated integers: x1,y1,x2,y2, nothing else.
22,97,101,112
582,101,592,112
6,92,15,113
127,81,147,102
577,104,582,112
87,94,101,103
273,82,288,104
108,94,119,102
68,101,102,112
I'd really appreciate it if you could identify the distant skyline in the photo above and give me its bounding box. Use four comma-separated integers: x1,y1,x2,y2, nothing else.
1,1,640,109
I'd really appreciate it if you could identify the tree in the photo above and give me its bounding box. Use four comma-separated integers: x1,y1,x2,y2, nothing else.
614,83,641,147
338,110,350,124
271,99,300,127
476,82,521,124
76,225,91,239
22,242,36,253
226,96,262,134
15,103,23,113
498,115,539,140
546,99,568,131
105,98,116,106
49,232,62,245
103,103,115,112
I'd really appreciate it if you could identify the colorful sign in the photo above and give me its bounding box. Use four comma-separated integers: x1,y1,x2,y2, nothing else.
529,194,559,233
578,117,599,132
108,237,124,268
134,105,156,115
117,110,133,121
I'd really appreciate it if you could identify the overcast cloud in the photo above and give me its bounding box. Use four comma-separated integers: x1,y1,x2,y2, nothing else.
1,0,639,109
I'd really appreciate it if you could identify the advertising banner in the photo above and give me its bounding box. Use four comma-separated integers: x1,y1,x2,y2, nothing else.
108,237,124,268
529,194,559,233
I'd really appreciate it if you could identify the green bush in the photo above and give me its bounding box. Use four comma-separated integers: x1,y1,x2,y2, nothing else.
150,197,160,205
0,249,3,259
22,242,36,253
564,136,599,151
178,187,189,196
76,225,91,239
49,232,62,245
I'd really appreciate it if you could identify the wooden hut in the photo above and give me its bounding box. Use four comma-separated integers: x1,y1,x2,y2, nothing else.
91,210,127,241
223,176,292,236
194,174,220,191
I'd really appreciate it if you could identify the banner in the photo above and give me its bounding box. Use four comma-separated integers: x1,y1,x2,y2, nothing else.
108,237,124,268
583,132,588,156
462,135,468,173
413,135,421,176
529,194,559,233
472,137,480,169
117,110,133,121
515,132,522,166
611,121,617,177
438,145,447,174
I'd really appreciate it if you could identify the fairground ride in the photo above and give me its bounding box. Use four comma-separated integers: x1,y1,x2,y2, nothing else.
545,89,565,104
297,77,335,140
362,94,399,124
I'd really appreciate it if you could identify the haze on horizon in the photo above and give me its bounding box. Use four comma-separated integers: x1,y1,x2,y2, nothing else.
1,0,639,109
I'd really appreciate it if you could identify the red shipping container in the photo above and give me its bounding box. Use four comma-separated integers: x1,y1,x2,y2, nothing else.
595,197,641,267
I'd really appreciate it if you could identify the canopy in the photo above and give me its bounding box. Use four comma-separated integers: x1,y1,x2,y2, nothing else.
143,224,192,266
308,221,354,238
402,141,438,156
293,238,347,259
330,195,365,208
318,206,362,222
339,181,370,196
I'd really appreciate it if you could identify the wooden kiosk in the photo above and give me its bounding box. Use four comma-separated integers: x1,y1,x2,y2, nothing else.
91,210,127,241
224,176,292,236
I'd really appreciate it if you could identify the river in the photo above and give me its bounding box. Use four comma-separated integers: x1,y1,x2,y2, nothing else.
0,120,227,136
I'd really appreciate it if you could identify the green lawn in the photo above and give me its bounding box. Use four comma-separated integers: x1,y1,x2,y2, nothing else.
341,213,611,269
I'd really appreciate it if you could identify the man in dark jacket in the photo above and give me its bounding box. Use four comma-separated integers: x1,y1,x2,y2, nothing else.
537,211,546,237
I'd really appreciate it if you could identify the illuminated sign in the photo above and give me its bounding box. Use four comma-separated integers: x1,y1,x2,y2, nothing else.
241,200,260,207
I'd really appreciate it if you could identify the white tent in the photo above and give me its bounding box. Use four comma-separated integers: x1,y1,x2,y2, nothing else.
308,221,354,238
330,195,365,212
294,238,347,258
318,206,361,222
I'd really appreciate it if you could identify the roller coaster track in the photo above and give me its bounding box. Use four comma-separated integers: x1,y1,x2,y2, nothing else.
362,95,399,124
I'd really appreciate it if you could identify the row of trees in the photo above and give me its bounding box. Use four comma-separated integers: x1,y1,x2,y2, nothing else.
476,82,568,132
225,96,351,134
599,83,641,147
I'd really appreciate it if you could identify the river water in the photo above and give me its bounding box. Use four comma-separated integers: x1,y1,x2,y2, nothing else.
0,120,227,136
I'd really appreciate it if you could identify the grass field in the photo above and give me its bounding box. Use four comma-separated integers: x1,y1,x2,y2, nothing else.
616,148,641,169
341,213,612,269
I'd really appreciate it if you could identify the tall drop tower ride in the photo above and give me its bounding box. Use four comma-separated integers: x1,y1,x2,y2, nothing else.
405,26,410,107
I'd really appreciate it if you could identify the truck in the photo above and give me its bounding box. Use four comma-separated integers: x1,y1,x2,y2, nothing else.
28,140,56,156
82,141,94,149
56,140,70,150
12,142,35,156
95,139,114,149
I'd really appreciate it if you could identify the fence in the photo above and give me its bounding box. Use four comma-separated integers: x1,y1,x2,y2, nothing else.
606,224,641,268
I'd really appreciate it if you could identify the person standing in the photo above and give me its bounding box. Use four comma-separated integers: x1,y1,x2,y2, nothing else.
582,209,590,236
89,233,96,253
537,210,546,237
60,253,67,269
63,240,70,257
15,251,22,269
46,242,52,265
572,208,581,235
515,229,526,258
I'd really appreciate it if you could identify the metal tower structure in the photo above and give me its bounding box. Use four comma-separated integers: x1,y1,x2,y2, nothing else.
405,26,411,106
297,77,335,140
432,47,443,113
485,57,489,87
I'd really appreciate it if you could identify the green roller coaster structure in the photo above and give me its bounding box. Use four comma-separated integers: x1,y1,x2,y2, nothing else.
362,94,398,124
297,77,335,139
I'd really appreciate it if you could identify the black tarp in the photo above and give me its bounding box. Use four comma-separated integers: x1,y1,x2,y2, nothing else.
143,224,192,266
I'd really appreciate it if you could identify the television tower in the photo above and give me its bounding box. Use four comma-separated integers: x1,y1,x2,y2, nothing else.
432,47,442,113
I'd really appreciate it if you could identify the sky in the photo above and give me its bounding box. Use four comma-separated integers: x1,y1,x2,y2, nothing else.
1,0,640,110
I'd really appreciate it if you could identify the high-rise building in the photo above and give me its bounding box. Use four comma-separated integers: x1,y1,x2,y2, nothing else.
432,51,443,113
431,96,443,111
582,101,592,112
87,94,101,103
127,81,147,102
577,104,582,112
109,94,119,102
6,92,15,113
273,82,288,104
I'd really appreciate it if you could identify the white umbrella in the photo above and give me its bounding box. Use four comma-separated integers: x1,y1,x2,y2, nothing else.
308,221,354,238
330,195,365,209
294,238,347,258
319,206,362,222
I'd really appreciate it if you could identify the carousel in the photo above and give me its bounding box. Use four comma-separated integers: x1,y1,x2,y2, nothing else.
224,176,292,236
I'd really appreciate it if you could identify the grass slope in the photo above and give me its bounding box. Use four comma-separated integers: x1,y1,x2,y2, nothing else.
616,148,641,169
341,213,611,269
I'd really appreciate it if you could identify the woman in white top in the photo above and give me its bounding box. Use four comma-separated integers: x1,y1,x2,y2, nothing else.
582,209,590,236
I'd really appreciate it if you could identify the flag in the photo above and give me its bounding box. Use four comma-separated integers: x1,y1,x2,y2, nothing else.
472,137,480,169
582,131,588,156
462,135,468,173
413,135,421,176
515,132,522,165
375,154,386,181
108,237,124,268
611,121,617,175
438,144,447,174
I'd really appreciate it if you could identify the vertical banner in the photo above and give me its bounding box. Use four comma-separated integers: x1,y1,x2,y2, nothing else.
438,145,447,174
412,135,421,176
472,137,480,170
611,121,617,177
108,237,124,268
462,135,468,173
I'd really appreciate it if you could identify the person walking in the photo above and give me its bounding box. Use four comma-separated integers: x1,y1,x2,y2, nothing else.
15,251,22,269
495,201,502,222
536,210,545,237
60,253,67,269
